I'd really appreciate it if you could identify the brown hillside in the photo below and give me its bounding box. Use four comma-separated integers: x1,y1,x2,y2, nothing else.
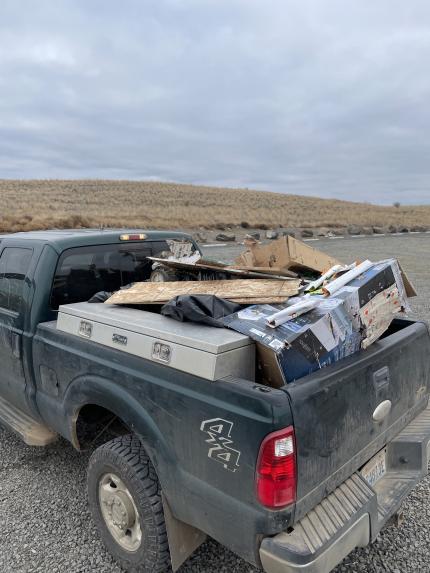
0,179,429,232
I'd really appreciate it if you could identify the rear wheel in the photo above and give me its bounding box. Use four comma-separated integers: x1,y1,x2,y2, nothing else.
87,434,171,572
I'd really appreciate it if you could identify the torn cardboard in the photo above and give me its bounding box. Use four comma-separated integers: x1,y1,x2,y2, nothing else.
234,235,341,275
399,264,417,298
223,300,362,386
359,284,402,349
223,258,409,385
105,278,300,306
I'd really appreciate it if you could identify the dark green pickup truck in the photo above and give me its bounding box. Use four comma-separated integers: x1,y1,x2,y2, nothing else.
1,228,430,573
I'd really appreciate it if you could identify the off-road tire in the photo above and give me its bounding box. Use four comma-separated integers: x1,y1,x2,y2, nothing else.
88,434,171,573
149,268,178,282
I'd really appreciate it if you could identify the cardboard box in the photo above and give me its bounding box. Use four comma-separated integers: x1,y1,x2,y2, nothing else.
359,284,402,349
223,258,408,385
234,235,341,275
223,298,362,385
334,259,407,349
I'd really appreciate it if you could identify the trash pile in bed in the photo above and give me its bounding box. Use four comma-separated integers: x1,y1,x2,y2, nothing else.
104,235,417,385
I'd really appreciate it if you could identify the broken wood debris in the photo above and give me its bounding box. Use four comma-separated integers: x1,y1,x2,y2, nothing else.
148,256,298,279
105,279,301,306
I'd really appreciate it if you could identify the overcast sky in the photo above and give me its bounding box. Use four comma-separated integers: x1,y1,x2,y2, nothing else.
0,1,429,204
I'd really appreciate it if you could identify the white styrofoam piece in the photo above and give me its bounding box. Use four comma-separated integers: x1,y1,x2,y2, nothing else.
57,302,255,382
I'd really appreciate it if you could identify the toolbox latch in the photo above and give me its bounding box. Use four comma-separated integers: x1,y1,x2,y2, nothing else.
373,366,390,400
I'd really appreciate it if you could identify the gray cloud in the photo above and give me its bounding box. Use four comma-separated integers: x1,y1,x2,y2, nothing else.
0,0,430,203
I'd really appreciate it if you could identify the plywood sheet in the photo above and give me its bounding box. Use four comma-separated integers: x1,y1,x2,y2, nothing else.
105,279,300,305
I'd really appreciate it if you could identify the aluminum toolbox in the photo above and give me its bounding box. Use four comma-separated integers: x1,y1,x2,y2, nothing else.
57,302,255,381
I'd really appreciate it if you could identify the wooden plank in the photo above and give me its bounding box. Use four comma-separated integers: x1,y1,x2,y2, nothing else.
149,257,298,279
230,266,298,278
105,279,300,305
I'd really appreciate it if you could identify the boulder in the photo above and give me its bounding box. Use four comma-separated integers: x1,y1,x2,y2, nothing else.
282,229,296,238
362,227,373,235
398,226,409,233
246,232,260,240
193,232,207,243
215,233,236,242
266,230,279,240
388,225,397,233
301,228,314,238
410,225,427,232
372,227,385,234
347,225,364,235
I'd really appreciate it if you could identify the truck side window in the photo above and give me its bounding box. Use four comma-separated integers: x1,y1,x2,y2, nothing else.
0,247,33,313
50,242,170,309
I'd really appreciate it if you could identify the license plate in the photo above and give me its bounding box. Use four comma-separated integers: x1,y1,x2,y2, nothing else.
361,449,386,487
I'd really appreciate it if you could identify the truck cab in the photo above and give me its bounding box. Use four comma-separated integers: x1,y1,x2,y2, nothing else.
0,229,199,421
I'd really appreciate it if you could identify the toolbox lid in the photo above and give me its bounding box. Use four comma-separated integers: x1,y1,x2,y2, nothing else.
58,302,252,354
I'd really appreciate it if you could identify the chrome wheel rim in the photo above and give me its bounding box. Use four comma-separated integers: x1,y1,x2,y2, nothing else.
99,473,142,552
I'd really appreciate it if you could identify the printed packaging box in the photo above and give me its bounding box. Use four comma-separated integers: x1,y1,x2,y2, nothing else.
223,259,408,386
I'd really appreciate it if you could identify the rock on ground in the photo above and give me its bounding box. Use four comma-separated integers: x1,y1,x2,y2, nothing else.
301,228,314,238
215,233,236,242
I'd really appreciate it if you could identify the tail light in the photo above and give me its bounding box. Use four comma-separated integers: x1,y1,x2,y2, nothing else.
256,426,296,509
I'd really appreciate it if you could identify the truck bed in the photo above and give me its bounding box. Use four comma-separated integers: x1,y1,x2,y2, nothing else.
31,307,430,569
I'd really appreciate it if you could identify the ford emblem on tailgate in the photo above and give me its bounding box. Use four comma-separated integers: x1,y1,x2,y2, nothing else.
372,400,392,422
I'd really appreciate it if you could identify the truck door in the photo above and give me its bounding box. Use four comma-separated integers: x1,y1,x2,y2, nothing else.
0,246,33,412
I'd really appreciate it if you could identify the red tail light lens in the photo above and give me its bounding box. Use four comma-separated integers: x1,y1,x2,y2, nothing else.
256,426,296,509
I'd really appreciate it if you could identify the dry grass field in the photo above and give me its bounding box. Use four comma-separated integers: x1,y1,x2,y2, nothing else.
0,179,429,233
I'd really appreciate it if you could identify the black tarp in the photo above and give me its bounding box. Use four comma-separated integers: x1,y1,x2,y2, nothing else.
161,295,241,327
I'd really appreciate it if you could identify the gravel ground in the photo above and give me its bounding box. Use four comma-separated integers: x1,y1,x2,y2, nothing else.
1,234,430,573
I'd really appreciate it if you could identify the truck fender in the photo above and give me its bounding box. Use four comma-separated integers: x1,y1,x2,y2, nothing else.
63,374,207,565
62,374,177,485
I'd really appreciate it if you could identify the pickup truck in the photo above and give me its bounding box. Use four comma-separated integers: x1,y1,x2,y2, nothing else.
1,228,430,573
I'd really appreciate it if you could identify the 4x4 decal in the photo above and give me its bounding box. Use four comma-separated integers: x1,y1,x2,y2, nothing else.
200,418,241,472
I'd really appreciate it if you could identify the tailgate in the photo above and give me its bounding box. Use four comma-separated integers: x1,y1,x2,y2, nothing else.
284,319,430,521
